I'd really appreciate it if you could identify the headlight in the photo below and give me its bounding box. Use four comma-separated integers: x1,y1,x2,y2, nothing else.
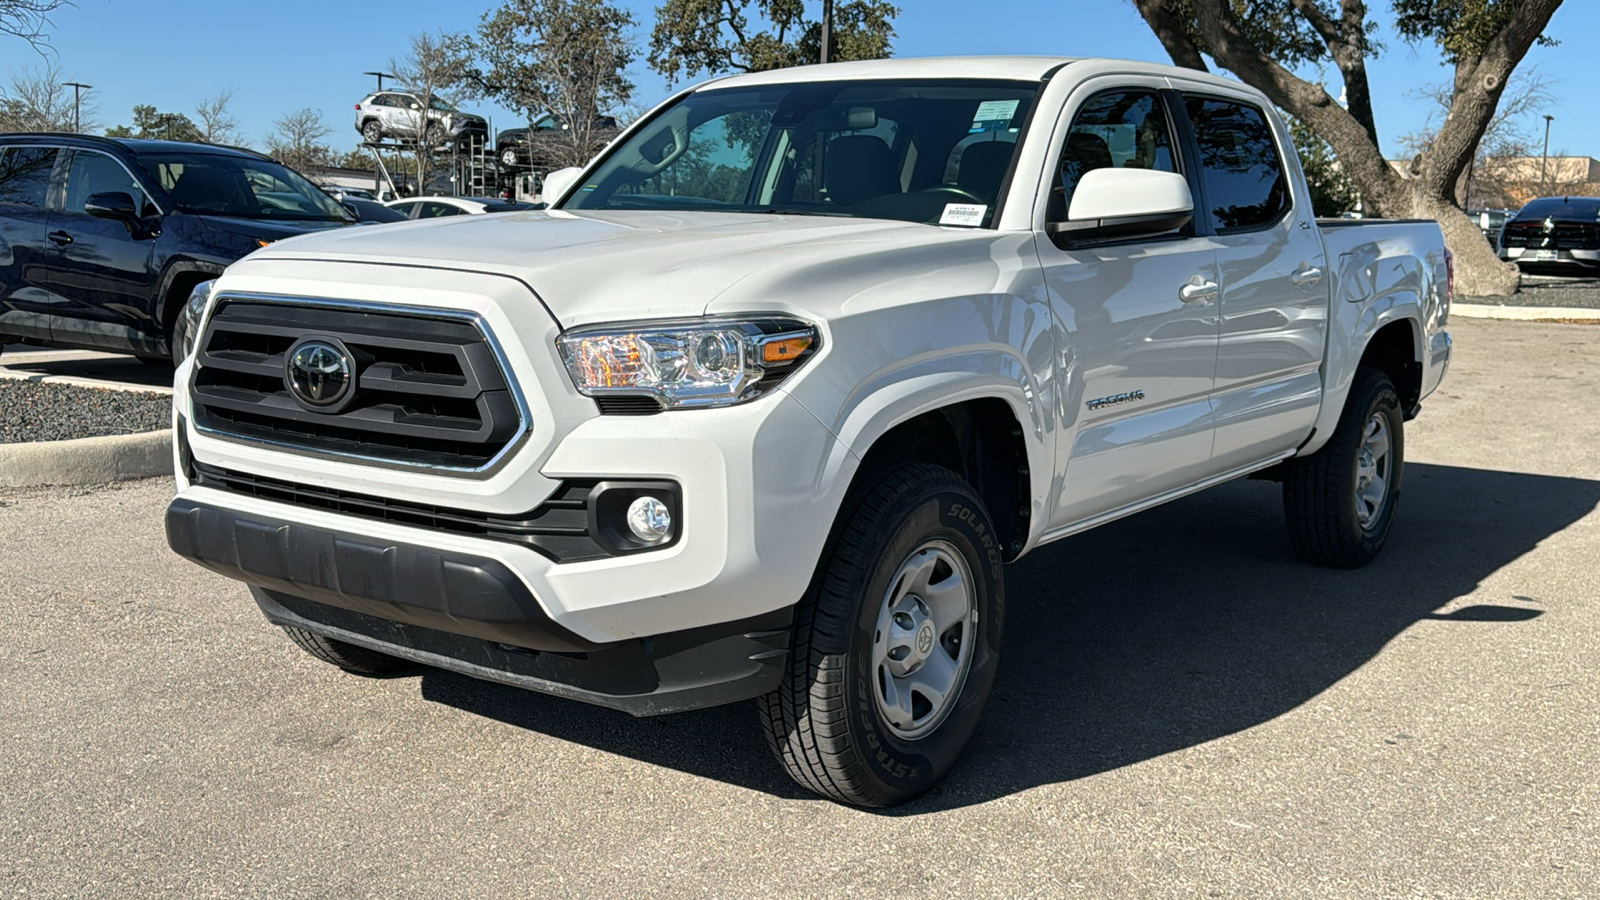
556,317,820,409
180,279,215,362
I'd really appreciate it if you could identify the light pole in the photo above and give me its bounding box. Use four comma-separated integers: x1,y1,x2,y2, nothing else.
1539,113,1554,196
63,81,90,133
820,0,832,64
363,71,396,92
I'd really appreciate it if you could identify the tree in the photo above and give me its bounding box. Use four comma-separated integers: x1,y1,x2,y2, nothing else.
1128,0,1564,297
0,64,95,132
194,89,240,145
471,0,637,170
106,105,201,142
0,0,69,52
1288,114,1359,216
649,0,899,83
1398,66,1553,208
265,108,333,174
389,31,473,191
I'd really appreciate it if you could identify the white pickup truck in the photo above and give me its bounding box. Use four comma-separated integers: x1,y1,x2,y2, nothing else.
166,57,1451,807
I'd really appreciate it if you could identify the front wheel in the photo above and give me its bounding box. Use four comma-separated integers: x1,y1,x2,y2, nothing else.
759,462,1005,807
1282,366,1404,568
281,626,410,676
500,147,521,168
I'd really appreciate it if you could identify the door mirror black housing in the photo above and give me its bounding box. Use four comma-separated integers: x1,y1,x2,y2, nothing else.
85,191,140,223
1047,169,1194,248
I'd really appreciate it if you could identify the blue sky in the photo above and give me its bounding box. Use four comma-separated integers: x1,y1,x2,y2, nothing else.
31,0,1598,160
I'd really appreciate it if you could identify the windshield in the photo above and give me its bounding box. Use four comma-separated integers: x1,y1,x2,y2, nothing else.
429,97,458,112
139,153,355,222
562,79,1038,227
1515,198,1600,221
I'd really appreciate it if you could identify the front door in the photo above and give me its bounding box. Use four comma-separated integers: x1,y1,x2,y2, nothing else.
41,149,159,352
1036,87,1223,528
1177,91,1329,468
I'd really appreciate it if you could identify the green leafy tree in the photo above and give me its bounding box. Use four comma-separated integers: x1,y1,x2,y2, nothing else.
470,0,637,170
106,105,202,142
1287,114,1359,216
1129,0,1564,297
649,0,899,83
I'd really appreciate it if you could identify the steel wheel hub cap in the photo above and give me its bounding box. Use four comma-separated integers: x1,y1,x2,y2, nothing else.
871,540,977,740
1355,413,1392,528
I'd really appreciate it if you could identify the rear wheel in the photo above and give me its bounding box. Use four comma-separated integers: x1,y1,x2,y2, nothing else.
281,626,410,676
1282,366,1404,568
361,119,382,145
759,462,1004,807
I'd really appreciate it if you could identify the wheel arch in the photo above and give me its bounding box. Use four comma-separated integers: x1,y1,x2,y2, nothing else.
155,261,225,351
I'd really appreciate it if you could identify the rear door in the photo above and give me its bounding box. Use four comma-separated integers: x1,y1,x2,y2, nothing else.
40,149,160,352
0,145,61,341
1036,83,1223,527
1174,88,1329,467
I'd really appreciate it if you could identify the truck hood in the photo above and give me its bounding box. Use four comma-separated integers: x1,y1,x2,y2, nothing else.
246,209,983,327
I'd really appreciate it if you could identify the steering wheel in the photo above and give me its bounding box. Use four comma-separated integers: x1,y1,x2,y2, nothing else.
917,185,983,203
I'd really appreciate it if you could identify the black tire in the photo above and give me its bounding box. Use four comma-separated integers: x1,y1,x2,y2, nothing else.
135,354,173,368
361,119,382,145
167,309,192,365
758,462,1005,807
281,625,410,677
1282,366,1405,568
500,147,521,168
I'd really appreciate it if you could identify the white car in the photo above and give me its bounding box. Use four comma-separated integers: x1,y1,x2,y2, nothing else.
354,91,488,146
169,57,1451,807
384,196,542,219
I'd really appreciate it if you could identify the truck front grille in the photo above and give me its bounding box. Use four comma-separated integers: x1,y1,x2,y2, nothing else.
190,298,526,473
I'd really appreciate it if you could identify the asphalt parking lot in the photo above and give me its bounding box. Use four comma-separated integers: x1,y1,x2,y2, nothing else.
2,317,1597,898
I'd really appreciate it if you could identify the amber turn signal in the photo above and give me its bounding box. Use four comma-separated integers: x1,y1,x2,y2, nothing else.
762,335,814,364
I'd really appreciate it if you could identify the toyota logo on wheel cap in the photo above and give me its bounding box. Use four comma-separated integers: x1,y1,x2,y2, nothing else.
285,338,355,411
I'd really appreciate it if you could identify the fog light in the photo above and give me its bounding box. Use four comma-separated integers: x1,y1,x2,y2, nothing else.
626,496,673,543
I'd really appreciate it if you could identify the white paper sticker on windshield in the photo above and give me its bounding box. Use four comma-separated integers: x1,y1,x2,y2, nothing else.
940,203,987,227
970,99,1021,133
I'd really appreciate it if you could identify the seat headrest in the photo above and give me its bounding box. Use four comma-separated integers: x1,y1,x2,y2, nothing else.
956,141,1016,204
825,135,898,207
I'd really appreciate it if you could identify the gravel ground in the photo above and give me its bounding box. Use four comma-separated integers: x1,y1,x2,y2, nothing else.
1468,273,1600,308
0,379,171,443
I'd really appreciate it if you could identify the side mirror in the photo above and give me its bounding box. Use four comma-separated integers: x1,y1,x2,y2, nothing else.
540,166,583,204
1048,169,1193,246
85,191,140,224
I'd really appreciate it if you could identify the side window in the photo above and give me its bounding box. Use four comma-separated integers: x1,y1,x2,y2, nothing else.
1184,97,1291,232
1053,91,1177,220
63,151,150,216
0,146,59,208
617,110,774,206
416,201,462,218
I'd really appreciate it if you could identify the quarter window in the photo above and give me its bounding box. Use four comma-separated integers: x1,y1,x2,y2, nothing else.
1184,97,1291,232
0,147,58,208
1052,91,1177,220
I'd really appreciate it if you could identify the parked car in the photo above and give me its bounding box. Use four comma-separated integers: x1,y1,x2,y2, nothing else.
322,185,378,203
495,113,620,170
168,57,1451,807
1468,207,1515,246
354,91,488,148
1498,196,1600,274
384,196,542,218
0,134,355,363
341,196,407,223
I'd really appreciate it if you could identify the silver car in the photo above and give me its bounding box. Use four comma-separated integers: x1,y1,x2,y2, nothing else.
354,91,488,146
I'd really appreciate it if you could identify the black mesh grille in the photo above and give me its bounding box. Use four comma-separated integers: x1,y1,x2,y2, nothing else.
595,395,664,416
191,300,523,469
192,462,608,563
1502,220,1600,250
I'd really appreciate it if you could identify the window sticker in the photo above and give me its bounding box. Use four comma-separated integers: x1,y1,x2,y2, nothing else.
970,99,1020,134
939,203,987,227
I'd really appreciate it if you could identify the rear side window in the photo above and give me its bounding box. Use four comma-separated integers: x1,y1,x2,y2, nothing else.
1185,97,1291,232
0,146,58,208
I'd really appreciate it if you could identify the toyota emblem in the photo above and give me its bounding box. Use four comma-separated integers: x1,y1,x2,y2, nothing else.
285,338,354,411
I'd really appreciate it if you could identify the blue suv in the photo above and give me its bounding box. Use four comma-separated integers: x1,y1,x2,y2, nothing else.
0,135,357,363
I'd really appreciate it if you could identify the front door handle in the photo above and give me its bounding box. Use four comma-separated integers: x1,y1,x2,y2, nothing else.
1179,279,1220,304
1291,265,1323,287
47,230,73,246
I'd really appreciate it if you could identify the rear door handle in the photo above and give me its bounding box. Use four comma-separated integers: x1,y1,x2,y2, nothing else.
1291,266,1323,287
47,230,73,246
1179,279,1219,303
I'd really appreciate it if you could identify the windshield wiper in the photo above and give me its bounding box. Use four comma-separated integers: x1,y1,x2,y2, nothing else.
748,208,853,217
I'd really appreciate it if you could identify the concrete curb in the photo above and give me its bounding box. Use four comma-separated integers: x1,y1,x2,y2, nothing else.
1454,303,1600,323
0,429,172,488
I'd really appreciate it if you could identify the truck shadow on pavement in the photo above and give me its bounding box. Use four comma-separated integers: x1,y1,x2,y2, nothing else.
419,462,1600,812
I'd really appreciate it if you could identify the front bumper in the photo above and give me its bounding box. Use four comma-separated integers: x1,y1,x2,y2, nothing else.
167,498,792,715
1500,247,1600,271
